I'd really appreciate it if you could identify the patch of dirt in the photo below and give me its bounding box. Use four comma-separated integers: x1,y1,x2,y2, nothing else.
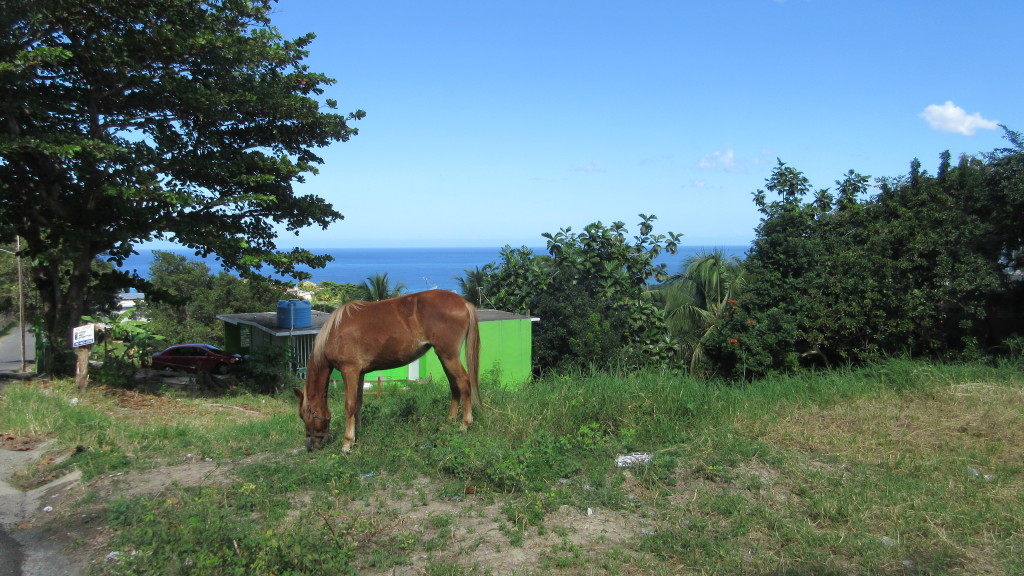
342,476,650,576
1,433,50,454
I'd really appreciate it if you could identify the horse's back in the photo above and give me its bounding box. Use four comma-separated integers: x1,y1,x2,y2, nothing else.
415,289,473,320
323,290,472,371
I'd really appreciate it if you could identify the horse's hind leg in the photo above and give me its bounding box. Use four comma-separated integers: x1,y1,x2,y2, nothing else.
437,351,473,429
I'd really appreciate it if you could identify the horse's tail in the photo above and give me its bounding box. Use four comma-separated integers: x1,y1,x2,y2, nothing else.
465,301,481,408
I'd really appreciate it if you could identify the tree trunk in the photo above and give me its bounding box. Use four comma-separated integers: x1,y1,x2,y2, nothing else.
30,250,96,376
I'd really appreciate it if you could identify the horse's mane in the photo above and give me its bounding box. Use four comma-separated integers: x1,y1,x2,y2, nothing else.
310,300,368,361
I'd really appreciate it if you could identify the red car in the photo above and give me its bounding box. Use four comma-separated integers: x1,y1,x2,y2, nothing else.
151,344,243,374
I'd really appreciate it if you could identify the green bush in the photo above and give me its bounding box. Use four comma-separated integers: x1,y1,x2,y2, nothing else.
706,156,1010,380
239,343,300,394
91,356,140,389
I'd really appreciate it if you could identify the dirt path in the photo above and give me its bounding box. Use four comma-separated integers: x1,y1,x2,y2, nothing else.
0,438,85,576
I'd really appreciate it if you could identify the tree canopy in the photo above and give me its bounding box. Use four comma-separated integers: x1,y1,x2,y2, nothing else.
143,251,288,346
481,215,681,372
706,145,1016,379
0,0,363,371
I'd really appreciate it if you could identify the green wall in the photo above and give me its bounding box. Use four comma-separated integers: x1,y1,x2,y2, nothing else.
366,317,532,389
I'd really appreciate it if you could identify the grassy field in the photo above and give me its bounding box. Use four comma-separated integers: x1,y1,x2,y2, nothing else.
1,359,1022,575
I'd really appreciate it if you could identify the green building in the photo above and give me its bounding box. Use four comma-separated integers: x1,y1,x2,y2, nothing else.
217,306,535,390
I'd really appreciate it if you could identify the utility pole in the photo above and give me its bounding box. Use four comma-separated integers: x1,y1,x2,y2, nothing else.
16,237,25,372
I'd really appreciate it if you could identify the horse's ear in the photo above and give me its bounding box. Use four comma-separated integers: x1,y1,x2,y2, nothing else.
293,387,304,402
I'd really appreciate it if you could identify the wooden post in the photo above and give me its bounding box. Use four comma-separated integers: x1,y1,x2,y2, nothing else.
376,375,383,399
75,345,91,390
72,323,97,390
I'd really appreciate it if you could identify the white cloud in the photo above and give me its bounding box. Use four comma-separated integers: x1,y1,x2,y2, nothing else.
919,101,998,136
687,180,725,191
698,149,736,170
751,149,772,166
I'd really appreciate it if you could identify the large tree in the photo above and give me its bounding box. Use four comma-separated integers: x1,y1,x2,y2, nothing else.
0,0,363,372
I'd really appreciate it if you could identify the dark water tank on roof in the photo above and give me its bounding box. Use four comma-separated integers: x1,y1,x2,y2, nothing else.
277,299,312,329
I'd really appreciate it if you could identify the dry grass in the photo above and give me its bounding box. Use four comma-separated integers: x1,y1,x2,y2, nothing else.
755,383,1023,465
729,381,1024,575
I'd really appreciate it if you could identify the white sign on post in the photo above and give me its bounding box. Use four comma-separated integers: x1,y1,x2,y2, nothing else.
73,323,95,347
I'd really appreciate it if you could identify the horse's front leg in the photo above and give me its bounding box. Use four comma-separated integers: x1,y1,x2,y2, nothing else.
341,367,363,453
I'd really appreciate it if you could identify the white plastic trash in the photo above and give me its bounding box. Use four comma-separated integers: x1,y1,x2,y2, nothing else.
616,452,653,467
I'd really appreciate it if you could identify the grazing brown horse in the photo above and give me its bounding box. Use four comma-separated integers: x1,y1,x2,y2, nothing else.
294,290,480,452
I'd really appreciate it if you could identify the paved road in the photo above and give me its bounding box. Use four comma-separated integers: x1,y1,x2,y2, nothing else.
1,323,60,576
0,323,30,575
0,445,82,576
0,324,35,390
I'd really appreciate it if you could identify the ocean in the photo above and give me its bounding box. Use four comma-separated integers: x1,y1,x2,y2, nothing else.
118,245,749,293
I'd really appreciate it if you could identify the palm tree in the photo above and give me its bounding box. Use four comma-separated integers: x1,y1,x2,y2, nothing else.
454,266,489,307
665,250,747,377
364,273,406,301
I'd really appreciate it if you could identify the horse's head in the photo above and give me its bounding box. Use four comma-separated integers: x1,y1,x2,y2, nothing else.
293,387,331,451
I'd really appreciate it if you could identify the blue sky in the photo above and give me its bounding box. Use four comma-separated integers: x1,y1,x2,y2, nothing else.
264,0,1022,249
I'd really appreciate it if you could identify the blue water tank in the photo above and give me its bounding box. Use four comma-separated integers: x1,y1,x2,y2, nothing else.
277,299,312,329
